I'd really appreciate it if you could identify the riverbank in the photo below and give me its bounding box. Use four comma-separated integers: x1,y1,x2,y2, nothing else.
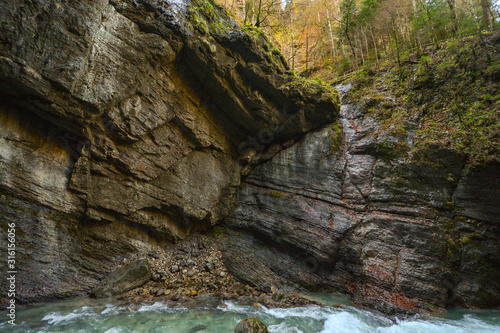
105,234,326,310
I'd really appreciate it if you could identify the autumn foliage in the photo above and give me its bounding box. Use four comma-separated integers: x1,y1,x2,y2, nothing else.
215,0,499,78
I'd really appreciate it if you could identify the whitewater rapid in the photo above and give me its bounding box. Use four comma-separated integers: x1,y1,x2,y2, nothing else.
1,295,499,333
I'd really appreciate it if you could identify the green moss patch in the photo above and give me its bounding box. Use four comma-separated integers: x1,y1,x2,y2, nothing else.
341,33,500,167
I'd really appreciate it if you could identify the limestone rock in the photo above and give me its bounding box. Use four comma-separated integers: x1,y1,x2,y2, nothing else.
223,84,500,314
91,259,151,298
0,0,337,304
0,0,497,316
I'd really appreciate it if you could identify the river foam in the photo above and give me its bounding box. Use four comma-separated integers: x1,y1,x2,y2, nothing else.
1,295,499,333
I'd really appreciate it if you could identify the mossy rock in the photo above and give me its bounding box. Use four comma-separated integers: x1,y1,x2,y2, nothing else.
282,75,340,107
270,190,284,198
234,317,269,333
330,120,342,153
187,0,233,35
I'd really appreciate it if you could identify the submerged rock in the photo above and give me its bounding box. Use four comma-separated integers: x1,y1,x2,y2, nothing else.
191,324,208,332
234,317,269,333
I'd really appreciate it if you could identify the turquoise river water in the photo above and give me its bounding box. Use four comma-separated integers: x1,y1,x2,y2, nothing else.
1,294,500,333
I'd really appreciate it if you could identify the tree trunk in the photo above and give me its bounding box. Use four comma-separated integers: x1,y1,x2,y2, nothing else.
255,0,263,27
243,0,247,24
391,17,403,78
252,0,255,25
357,38,365,65
346,33,356,58
290,0,295,71
305,33,309,75
369,24,378,60
326,9,336,59
446,0,459,34
362,28,369,61
489,6,497,28
481,0,492,30
420,0,440,49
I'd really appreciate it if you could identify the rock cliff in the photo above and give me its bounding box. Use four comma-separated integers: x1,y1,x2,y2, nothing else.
0,0,337,304
223,81,500,313
0,0,498,315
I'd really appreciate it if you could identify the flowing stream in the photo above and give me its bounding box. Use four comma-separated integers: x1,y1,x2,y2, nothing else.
1,294,499,333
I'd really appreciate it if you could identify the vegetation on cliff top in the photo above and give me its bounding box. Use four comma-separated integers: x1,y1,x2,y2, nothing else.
188,0,498,167
188,0,234,35
341,32,500,167
213,0,499,78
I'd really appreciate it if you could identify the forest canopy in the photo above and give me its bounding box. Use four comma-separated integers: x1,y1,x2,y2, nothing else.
214,0,499,79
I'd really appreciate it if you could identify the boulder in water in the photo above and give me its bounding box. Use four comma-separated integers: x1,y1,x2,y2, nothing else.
234,317,269,333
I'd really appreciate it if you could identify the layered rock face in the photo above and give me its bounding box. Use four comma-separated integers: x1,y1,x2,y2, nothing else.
0,0,337,303
223,84,500,313
0,0,498,315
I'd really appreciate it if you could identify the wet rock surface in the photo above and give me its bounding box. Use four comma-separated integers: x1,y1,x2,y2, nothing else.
234,317,269,333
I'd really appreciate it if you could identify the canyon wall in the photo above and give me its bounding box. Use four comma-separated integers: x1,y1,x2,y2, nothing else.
0,0,498,314
223,83,500,313
0,0,337,303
